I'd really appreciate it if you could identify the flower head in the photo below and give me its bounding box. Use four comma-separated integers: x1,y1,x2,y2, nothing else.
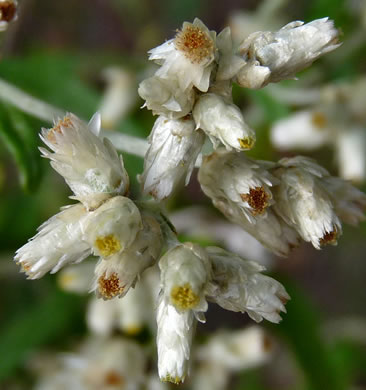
0,0,17,31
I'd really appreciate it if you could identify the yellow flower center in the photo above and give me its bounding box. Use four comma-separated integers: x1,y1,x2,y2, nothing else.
95,234,121,257
311,112,328,129
238,137,255,150
171,283,199,310
175,24,214,64
162,374,183,385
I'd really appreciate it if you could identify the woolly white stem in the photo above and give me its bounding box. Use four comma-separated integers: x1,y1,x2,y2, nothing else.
0,77,149,158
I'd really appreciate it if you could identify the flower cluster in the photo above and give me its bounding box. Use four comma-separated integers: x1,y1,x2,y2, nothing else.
138,17,340,200
15,113,290,384
13,15,366,386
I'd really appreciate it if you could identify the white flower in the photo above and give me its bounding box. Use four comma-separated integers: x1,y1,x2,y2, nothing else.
273,156,342,249
99,67,137,129
159,243,211,315
271,110,331,151
140,115,205,200
138,76,195,118
206,246,289,323
93,213,163,300
15,203,91,279
237,18,340,88
82,196,142,259
193,93,255,151
335,127,366,183
40,113,129,210
148,18,217,92
198,149,278,223
157,295,195,384
196,326,272,371
0,0,17,32
322,176,366,226
216,27,246,81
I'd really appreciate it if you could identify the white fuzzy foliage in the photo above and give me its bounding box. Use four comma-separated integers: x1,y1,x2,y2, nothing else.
157,295,195,384
140,115,205,200
40,113,129,209
206,247,289,323
237,18,340,88
15,203,91,279
193,93,256,151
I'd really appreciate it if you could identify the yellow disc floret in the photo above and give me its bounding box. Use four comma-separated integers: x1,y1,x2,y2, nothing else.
171,283,200,310
238,137,255,150
95,234,121,257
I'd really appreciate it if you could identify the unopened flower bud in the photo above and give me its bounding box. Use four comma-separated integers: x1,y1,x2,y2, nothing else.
140,115,205,200
193,93,255,151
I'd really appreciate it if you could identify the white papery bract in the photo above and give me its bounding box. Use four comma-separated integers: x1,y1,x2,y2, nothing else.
138,76,195,119
140,115,205,200
193,93,255,151
15,204,91,279
216,27,246,81
322,176,366,226
82,196,142,259
271,110,330,151
237,18,340,88
0,0,17,32
206,247,289,323
93,213,163,300
157,295,195,384
198,149,278,223
149,18,217,92
40,113,129,209
159,242,211,315
273,156,342,249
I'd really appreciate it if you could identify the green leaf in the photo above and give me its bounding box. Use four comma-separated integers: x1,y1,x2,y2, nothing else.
267,277,345,390
0,104,42,192
0,288,85,381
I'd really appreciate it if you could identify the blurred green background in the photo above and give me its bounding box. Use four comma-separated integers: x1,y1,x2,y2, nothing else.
0,0,366,389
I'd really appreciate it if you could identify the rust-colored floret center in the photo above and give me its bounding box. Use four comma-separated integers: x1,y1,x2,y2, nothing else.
171,283,199,310
95,234,121,257
241,187,270,215
98,272,124,300
175,24,213,64
311,112,328,129
104,371,125,386
319,228,338,246
47,116,73,142
0,1,17,22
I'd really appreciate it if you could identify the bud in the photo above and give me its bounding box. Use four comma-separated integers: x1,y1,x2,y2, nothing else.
273,156,342,249
15,204,91,279
237,18,340,88
157,295,195,384
138,76,195,119
148,18,217,92
193,93,255,151
198,149,277,222
159,243,211,314
40,113,129,209
82,196,142,259
206,246,289,323
93,213,163,300
140,115,205,200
